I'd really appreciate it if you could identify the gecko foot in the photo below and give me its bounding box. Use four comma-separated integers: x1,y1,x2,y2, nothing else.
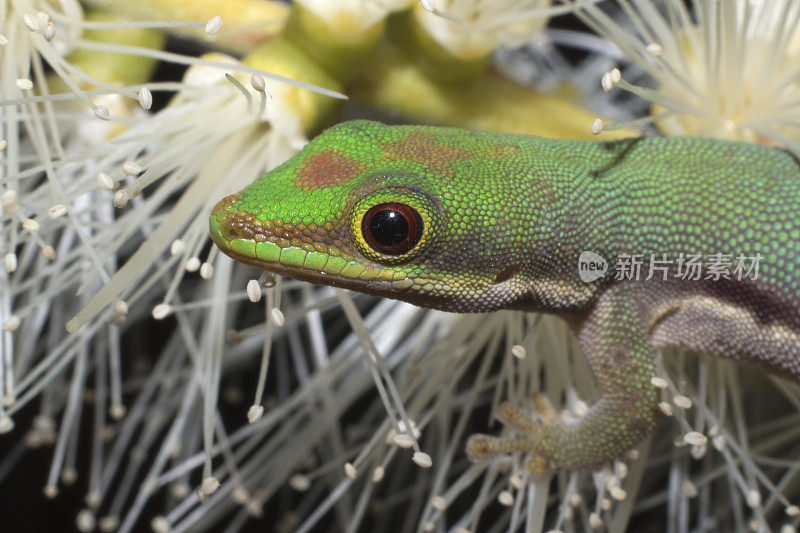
466,394,558,476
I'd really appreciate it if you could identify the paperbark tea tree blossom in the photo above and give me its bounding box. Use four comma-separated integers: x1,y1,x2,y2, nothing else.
0,1,346,529
580,0,800,149
5,0,800,532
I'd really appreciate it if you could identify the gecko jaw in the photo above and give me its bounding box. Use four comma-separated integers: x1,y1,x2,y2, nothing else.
210,214,418,299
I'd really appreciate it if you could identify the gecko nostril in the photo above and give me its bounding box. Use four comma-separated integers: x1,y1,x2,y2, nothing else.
211,193,242,216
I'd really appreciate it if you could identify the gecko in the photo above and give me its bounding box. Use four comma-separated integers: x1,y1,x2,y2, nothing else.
209,119,800,474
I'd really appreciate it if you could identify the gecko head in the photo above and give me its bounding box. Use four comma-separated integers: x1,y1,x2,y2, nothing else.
210,120,535,312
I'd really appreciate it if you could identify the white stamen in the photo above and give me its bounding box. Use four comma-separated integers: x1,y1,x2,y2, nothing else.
289,474,310,491
42,246,56,260
247,405,263,423
258,272,276,287
61,468,77,485
645,42,662,56
511,344,526,359
23,218,40,232
113,190,129,208
43,22,55,41
197,477,219,501
94,105,110,120
683,432,707,447
747,489,761,509
85,492,101,509
658,402,673,416
36,11,50,28
245,500,262,517
99,516,119,531
76,510,96,533
681,480,698,498
232,488,249,504
109,404,126,420
650,377,668,388
150,516,170,533
498,490,514,506
205,16,223,35
4,253,17,273
430,495,447,510
412,452,432,468
170,239,185,256
786,506,800,517
0,414,14,433
2,190,18,211
199,262,214,279
690,444,706,459
23,14,39,32
4,315,21,331
601,69,620,91
250,74,266,92
0,139,7,152
122,161,142,176
137,87,153,110
186,257,201,272
371,466,385,483
97,172,115,190
247,279,262,302
16,78,33,90
673,395,692,409
270,308,285,327
591,118,603,135
344,463,357,479
152,303,172,320
392,434,415,448
48,204,67,218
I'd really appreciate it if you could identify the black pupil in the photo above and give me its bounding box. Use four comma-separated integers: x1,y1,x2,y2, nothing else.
369,209,409,247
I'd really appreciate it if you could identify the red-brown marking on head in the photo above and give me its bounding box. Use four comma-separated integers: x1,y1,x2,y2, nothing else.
293,148,365,190
485,142,524,159
381,130,472,176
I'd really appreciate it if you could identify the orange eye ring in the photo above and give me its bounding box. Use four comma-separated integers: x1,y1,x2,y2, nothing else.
361,202,423,256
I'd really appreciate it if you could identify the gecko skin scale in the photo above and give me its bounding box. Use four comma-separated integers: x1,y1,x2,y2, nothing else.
210,120,800,474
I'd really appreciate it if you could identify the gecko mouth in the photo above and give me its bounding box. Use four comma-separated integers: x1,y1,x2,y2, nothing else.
208,211,414,297
213,241,392,293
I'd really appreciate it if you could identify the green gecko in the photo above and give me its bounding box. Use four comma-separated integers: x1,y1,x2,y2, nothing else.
209,119,800,474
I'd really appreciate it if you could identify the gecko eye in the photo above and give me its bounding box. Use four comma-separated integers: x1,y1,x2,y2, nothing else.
361,203,423,256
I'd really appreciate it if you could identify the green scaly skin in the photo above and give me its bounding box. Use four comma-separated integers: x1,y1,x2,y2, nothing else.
209,120,800,474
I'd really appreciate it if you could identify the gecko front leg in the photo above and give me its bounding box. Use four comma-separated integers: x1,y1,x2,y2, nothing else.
467,284,663,474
